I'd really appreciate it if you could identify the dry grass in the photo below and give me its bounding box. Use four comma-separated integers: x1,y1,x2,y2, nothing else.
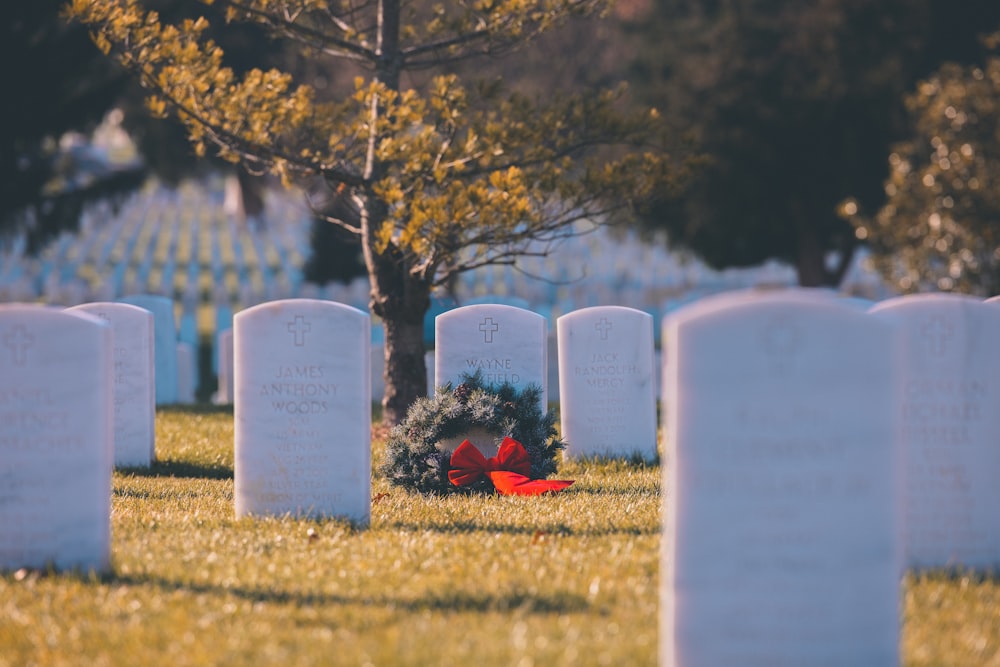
0,408,658,667
2,408,999,666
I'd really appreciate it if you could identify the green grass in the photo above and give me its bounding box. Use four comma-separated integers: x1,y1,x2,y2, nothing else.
2,409,999,666
0,409,658,667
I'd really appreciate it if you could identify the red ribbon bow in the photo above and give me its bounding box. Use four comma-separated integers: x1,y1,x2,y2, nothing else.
448,437,574,496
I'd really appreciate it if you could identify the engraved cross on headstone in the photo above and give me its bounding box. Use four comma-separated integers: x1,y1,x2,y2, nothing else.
479,317,500,344
920,316,954,356
287,315,311,347
3,325,34,366
595,317,613,340
761,315,801,373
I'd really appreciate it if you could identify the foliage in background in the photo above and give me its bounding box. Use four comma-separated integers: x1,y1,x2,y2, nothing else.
0,2,145,254
626,0,1000,288
68,0,688,425
381,372,564,494
851,35,1000,295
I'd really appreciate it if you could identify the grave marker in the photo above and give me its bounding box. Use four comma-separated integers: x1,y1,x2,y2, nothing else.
557,306,657,460
872,294,1000,569
234,299,371,524
214,327,234,404
0,304,113,572
120,294,178,404
70,302,155,467
662,289,901,666
177,341,196,404
435,304,547,407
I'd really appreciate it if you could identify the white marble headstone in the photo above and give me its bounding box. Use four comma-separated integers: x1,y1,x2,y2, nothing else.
662,289,901,667
872,294,1000,569
214,327,234,404
435,304,547,407
234,299,371,524
120,294,178,405
176,341,196,404
69,302,155,467
557,306,657,460
0,304,113,572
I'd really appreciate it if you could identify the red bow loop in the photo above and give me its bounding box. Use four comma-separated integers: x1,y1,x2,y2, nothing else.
448,437,573,495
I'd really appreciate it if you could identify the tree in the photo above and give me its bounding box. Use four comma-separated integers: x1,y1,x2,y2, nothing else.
626,0,1000,287
69,0,684,424
0,2,146,254
0,1,288,257
849,40,1000,295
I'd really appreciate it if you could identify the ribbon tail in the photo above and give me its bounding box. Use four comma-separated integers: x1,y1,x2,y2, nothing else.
489,471,574,496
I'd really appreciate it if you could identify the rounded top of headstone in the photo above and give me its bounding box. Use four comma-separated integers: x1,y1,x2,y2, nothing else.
869,292,984,314
437,302,544,323
556,304,652,326
666,287,882,327
2,302,109,328
235,297,369,322
70,301,154,323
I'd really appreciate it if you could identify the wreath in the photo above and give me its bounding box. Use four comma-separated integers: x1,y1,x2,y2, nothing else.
380,371,566,494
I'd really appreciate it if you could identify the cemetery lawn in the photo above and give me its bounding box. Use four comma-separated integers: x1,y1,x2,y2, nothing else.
0,408,658,667
1,409,998,666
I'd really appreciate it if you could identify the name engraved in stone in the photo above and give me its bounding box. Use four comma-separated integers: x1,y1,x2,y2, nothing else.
0,388,53,404
260,365,338,415
464,357,519,384
901,379,987,447
274,365,325,379
902,378,988,552
0,389,78,450
574,352,639,384
0,411,69,429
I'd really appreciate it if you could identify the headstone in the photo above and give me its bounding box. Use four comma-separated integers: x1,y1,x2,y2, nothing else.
557,306,657,460
371,342,385,403
0,304,113,572
662,289,901,667
234,299,371,524
69,302,155,467
435,304,547,407
176,341,196,404
214,328,234,404
425,351,436,396
872,294,1000,569
120,294,179,404
212,285,234,373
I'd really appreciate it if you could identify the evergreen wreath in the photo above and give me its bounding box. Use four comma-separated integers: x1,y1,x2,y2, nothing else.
380,371,566,494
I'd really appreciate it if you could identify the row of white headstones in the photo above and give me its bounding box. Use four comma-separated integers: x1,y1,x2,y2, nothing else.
3,288,1000,665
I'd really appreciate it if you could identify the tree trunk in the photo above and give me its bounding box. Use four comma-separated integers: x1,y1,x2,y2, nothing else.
793,215,857,289
794,227,830,287
369,251,430,425
364,0,421,426
379,297,429,425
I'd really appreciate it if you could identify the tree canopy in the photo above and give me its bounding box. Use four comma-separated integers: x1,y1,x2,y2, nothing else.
1,2,145,254
626,0,1000,288
69,0,686,423
851,37,1000,295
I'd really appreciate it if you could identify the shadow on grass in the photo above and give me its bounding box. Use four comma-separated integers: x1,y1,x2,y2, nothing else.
117,459,233,481
112,486,229,501
374,518,658,537
105,572,590,614
157,403,234,416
